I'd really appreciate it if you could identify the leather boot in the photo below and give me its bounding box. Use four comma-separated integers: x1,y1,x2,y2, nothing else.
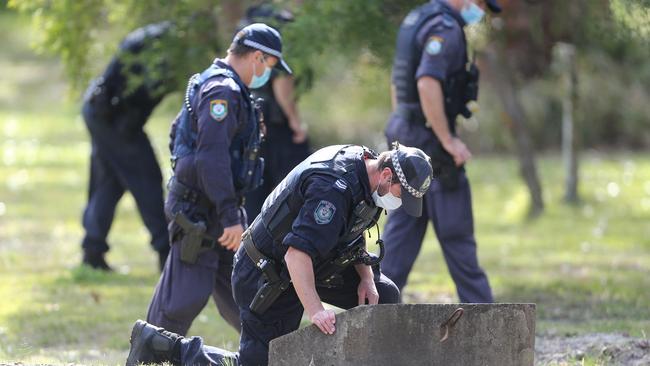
126,319,182,366
82,249,113,271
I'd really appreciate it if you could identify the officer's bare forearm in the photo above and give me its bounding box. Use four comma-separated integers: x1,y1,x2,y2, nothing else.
272,75,302,131
390,84,397,112
418,77,452,146
284,246,324,318
354,263,374,282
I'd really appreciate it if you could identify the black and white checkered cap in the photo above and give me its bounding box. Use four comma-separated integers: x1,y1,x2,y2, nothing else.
233,23,292,74
390,143,433,217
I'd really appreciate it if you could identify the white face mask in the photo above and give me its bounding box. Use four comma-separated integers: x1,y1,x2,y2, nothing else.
372,175,402,210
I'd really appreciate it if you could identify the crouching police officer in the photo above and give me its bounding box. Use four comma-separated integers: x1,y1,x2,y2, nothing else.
126,143,434,366
145,23,291,336
382,0,501,303
80,21,176,271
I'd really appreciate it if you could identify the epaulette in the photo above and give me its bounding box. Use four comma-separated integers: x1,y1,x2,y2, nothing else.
202,77,241,95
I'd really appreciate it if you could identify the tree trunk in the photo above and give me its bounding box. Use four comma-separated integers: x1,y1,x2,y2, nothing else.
484,48,545,218
555,43,579,204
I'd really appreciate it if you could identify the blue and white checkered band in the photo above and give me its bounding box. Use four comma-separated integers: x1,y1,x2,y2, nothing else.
391,150,426,198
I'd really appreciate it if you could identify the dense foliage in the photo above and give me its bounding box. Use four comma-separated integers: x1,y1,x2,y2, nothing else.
8,0,649,149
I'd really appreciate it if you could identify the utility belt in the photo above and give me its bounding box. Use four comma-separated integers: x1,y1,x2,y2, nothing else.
242,226,289,315
167,177,222,264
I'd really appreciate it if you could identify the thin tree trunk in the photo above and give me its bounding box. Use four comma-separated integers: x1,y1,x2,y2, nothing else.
484,48,545,218
556,43,579,203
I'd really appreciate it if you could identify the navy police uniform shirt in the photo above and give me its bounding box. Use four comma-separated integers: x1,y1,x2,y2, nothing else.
386,2,467,149
281,157,371,263
174,59,251,230
415,3,466,85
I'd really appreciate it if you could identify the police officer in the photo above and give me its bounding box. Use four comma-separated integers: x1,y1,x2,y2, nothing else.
126,144,434,366
80,22,175,271
239,3,311,225
145,23,289,336
382,0,501,303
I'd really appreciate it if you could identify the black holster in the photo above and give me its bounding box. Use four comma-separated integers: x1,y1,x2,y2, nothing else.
430,144,461,191
173,212,209,264
243,232,289,315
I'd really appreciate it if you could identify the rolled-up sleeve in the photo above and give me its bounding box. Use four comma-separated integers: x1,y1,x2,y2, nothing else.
194,81,244,228
282,175,351,259
415,16,463,84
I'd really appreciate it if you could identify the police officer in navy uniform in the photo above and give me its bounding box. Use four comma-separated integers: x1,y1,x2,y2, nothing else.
239,3,311,225
145,23,290,336
126,144,434,366
80,22,175,271
382,0,501,303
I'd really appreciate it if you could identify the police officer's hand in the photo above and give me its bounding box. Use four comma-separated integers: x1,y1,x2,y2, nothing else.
311,309,336,335
292,125,308,144
218,224,244,251
443,137,472,166
357,278,379,305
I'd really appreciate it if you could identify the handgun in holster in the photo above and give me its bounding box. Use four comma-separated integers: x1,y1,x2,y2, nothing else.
173,211,208,264
430,144,461,191
249,258,289,315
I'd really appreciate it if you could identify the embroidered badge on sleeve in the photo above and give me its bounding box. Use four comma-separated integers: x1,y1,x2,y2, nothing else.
314,200,336,225
425,36,444,55
210,99,228,121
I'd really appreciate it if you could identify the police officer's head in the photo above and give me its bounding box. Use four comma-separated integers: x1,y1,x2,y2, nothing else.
238,2,294,31
446,0,501,24
373,143,434,217
226,23,292,88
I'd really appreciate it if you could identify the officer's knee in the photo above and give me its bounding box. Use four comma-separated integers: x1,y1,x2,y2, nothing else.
377,275,400,304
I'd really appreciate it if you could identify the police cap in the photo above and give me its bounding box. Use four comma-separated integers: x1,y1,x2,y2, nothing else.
390,143,434,217
485,0,502,13
233,23,292,74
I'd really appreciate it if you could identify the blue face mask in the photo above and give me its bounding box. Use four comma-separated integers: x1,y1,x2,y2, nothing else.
460,1,485,25
249,58,272,89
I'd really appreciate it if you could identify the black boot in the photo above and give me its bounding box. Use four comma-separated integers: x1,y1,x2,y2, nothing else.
126,320,182,366
157,245,170,272
82,249,113,271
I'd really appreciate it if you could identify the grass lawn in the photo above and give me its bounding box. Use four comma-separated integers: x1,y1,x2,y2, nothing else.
1,10,649,366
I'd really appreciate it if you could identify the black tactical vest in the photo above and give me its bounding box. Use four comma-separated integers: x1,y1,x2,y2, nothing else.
392,1,475,125
170,63,264,194
255,145,381,259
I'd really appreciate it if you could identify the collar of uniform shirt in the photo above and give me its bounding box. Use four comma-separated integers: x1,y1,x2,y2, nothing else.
438,0,467,27
357,152,374,202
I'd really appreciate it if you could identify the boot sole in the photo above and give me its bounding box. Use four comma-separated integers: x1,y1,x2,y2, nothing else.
125,320,147,366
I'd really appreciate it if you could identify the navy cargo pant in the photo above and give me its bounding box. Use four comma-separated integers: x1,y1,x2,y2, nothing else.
81,102,168,255
146,194,242,335
176,249,400,366
244,124,310,225
383,116,493,304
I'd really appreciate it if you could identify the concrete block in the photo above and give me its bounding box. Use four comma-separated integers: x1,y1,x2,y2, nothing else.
269,303,535,366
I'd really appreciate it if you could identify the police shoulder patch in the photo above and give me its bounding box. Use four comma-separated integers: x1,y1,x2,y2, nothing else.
210,99,228,121
425,36,444,55
314,200,336,225
333,178,348,193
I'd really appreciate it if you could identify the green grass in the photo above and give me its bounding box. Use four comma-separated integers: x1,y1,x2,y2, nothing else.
1,10,649,366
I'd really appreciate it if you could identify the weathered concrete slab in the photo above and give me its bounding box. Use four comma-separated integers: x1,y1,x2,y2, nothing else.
269,303,535,366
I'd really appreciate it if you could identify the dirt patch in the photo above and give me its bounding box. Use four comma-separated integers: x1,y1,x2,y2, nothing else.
536,333,650,365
